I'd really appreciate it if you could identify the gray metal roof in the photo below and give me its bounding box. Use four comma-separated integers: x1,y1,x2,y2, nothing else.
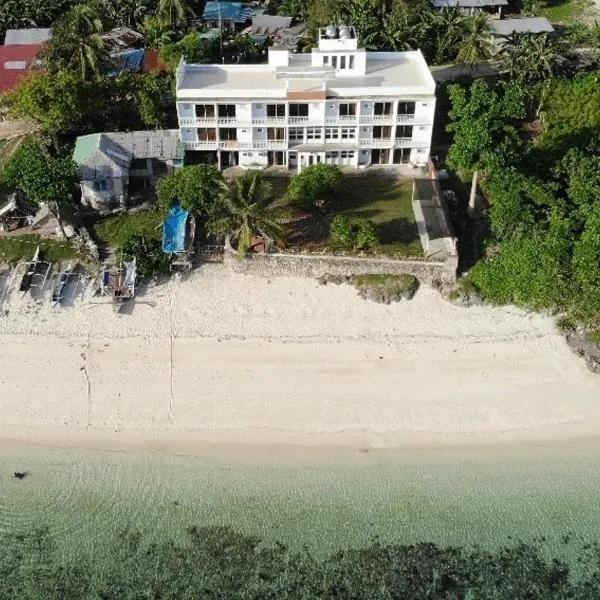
431,0,508,6
251,15,293,33
75,130,183,181
490,17,554,37
4,28,52,45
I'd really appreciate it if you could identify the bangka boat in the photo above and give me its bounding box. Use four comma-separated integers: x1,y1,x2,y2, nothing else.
51,263,75,307
100,257,137,312
18,246,40,293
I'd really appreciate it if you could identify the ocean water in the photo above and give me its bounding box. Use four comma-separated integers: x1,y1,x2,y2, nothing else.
1,439,600,563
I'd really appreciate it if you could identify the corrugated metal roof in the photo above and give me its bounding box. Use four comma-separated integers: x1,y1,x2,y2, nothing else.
4,28,52,45
74,131,184,181
490,17,554,36
0,45,41,94
202,2,252,22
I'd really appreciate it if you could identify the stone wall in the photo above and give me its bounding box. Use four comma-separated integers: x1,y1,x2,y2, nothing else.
225,251,457,283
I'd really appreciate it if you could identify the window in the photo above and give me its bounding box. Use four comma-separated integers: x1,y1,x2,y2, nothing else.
393,148,411,164
289,128,303,141
340,151,355,159
267,104,285,117
339,103,356,117
289,104,309,117
397,125,413,138
219,128,237,141
93,180,109,192
349,55,355,69
267,127,285,140
255,103,263,109
340,56,346,69
197,128,216,141
306,127,322,140
325,128,340,140
373,126,392,139
257,128,263,132
331,55,338,68
325,151,337,159
341,127,356,139
217,104,236,118
397,102,416,115
195,104,215,118
374,102,393,116
323,55,329,65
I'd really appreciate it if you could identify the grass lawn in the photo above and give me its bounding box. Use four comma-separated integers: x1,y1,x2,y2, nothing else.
284,173,423,258
0,234,80,264
95,210,164,247
538,0,591,22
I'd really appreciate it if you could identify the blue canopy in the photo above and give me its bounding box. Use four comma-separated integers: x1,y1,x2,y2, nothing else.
162,204,189,254
202,2,252,22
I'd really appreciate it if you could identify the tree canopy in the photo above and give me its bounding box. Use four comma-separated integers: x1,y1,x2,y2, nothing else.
289,163,343,210
156,164,223,215
1,139,79,206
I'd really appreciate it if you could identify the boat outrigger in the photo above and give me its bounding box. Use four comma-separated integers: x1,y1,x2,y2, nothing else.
162,203,196,272
100,257,137,312
51,262,75,307
18,246,40,293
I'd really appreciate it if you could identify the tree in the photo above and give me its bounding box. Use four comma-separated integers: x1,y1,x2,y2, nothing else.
94,0,151,29
329,215,379,249
160,33,207,69
42,4,110,81
156,164,223,215
207,171,287,256
455,14,494,65
573,203,600,318
495,32,561,82
121,234,171,278
288,164,343,210
158,0,190,29
1,140,79,207
143,14,175,49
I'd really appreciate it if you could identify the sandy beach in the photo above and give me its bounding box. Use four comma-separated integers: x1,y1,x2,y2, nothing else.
0,263,598,452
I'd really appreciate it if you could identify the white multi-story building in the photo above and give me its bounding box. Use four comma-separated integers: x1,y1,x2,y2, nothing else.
176,26,436,171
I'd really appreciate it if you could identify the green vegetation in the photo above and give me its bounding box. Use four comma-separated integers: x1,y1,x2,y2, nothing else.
1,140,78,207
6,526,600,598
121,234,171,277
289,163,343,210
538,0,590,23
586,330,600,343
329,215,379,250
208,171,288,256
447,75,600,324
350,273,417,301
333,176,422,257
156,164,223,215
95,210,164,247
0,235,80,264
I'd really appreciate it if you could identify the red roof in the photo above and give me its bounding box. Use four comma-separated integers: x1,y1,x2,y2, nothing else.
0,44,42,94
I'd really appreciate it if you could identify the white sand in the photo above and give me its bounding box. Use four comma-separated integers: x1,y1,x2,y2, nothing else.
0,263,599,451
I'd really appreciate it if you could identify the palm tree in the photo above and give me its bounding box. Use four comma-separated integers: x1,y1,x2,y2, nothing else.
208,172,288,257
427,8,467,64
158,0,190,30
381,12,421,51
455,14,494,65
496,32,560,81
43,4,109,81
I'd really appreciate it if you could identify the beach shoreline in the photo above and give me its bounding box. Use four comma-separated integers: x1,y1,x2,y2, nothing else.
1,264,599,459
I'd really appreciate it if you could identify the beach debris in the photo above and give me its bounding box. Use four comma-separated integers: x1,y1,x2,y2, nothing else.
317,273,419,303
13,471,26,479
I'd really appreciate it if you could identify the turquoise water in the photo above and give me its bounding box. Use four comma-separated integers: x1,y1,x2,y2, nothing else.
1,439,600,562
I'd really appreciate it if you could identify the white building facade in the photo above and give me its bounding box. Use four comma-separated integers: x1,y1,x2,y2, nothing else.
176,26,436,171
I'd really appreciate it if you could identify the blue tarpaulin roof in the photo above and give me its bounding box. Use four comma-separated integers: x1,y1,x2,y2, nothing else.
108,49,145,75
163,204,189,254
202,2,252,22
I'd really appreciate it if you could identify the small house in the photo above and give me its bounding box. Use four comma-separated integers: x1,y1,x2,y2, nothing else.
73,130,184,211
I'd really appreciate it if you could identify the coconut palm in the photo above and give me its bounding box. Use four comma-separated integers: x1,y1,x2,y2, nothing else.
428,8,468,64
456,14,494,65
158,0,190,29
43,4,109,81
208,171,288,256
381,12,421,51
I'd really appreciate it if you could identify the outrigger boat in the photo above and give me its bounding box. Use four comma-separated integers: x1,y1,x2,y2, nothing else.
100,257,137,312
51,262,75,307
18,245,40,293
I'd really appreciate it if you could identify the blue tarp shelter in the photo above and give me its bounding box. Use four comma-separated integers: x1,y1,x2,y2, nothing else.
162,204,189,254
108,49,145,75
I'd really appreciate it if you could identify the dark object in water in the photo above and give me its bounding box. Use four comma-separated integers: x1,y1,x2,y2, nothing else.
13,472,26,479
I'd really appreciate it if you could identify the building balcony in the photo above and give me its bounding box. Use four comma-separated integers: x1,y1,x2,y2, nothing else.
394,138,414,147
358,138,394,148
184,140,288,151
251,117,287,126
184,140,219,150
359,114,395,125
325,115,358,125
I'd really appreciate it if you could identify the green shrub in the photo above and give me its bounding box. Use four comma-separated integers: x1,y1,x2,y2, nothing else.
329,216,379,250
289,164,342,209
95,211,164,247
120,234,170,278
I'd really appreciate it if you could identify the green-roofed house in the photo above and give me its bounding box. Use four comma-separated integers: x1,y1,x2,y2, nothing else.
73,130,184,211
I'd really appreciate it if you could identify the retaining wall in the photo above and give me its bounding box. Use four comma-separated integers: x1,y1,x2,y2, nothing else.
225,251,458,283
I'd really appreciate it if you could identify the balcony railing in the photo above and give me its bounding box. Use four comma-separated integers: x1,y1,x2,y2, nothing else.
183,140,287,150
325,115,358,125
359,114,395,124
288,116,309,124
358,138,394,148
394,138,413,147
